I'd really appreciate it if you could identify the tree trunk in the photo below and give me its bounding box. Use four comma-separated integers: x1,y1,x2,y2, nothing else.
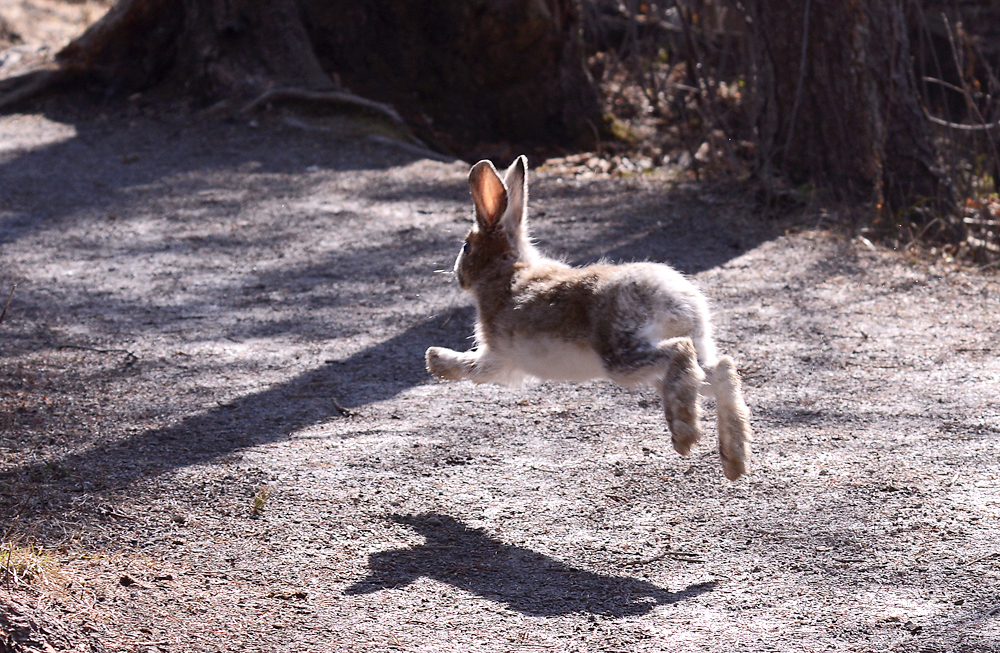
748,0,952,224
34,0,601,153
304,1,600,148
58,0,335,98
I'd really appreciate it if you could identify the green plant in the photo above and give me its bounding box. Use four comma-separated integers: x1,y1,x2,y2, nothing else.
250,486,272,518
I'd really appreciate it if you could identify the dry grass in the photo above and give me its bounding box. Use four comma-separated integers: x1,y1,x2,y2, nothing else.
1,538,57,588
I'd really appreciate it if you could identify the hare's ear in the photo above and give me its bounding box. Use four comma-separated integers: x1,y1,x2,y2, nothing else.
469,160,508,231
502,155,528,239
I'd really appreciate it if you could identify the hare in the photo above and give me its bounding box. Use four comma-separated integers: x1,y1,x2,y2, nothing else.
425,156,751,480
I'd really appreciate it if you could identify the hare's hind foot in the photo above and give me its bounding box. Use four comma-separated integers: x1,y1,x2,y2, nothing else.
709,356,752,481
664,400,702,455
718,406,751,480
657,338,705,455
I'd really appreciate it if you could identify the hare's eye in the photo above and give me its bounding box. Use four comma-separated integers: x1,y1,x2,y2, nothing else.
462,241,470,254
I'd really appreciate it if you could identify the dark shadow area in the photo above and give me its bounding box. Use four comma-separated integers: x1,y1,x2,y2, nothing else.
0,102,425,247
0,307,473,510
0,226,466,359
344,513,714,618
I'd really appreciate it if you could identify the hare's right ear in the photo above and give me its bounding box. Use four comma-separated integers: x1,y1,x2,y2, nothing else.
502,155,528,241
469,160,508,231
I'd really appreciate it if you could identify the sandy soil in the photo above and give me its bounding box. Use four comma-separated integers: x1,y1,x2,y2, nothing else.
0,0,110,79
0,95,998,653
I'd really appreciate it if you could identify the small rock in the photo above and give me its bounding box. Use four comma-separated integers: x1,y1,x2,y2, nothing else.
268,589,308,600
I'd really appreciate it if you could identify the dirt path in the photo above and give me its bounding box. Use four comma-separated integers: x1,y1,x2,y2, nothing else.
1,103,999,653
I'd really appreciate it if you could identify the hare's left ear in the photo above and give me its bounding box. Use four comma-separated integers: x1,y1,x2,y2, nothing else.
469,160,508,231
502,155,528,240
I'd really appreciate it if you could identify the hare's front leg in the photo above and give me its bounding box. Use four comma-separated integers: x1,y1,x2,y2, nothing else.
426,346,507,383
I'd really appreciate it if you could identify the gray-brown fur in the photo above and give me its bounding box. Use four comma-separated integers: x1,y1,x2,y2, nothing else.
659,338,704,456
426,156,751,480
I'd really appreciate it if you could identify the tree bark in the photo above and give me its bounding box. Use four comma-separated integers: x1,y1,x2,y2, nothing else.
748,0,952,224
29,0,600,152
304,0,600,147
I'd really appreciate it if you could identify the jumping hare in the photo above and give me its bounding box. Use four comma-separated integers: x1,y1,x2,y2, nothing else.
426,156,751,480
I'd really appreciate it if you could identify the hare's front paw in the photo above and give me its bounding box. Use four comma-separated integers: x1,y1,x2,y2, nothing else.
426,347,467,381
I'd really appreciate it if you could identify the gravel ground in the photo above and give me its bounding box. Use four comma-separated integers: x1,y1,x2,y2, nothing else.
0,102,999,653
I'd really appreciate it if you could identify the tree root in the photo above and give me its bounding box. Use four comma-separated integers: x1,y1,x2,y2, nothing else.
240,87,407,129
0,68,65,111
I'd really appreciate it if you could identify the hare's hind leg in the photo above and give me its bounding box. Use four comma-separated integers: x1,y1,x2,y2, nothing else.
656,338,705,455
602,336,705,452
704,356,752,480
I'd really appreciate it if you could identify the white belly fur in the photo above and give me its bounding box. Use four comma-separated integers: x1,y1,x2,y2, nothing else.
500,336,606,382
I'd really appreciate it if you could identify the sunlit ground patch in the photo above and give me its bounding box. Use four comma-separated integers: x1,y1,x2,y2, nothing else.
0,113,76,155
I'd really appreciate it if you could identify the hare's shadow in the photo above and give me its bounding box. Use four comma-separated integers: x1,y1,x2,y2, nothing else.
345,513,713,618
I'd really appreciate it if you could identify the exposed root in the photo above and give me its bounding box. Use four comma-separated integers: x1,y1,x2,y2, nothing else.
240,87,407,130
0,68,64,110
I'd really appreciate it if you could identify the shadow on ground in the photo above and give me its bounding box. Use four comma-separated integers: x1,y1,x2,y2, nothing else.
0,307,474,504
0,105,415,247
345,513,714,618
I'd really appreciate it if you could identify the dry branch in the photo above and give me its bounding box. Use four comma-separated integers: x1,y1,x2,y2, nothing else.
925,108,1000,131
942,14,1000,185
0,284,15,326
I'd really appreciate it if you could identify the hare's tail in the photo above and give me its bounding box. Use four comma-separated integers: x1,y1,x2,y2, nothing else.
705,356,752,481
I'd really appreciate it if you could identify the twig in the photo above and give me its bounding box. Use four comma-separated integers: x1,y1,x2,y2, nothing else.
57,344,138,366
922,75,970,96
942,15,1000,188
622,550,704,565
0,284,15,326
917,216,946,241
964,551,999,566
669,0,740,172
331,398,354,417
285,391,354,415
924,108,1000,132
